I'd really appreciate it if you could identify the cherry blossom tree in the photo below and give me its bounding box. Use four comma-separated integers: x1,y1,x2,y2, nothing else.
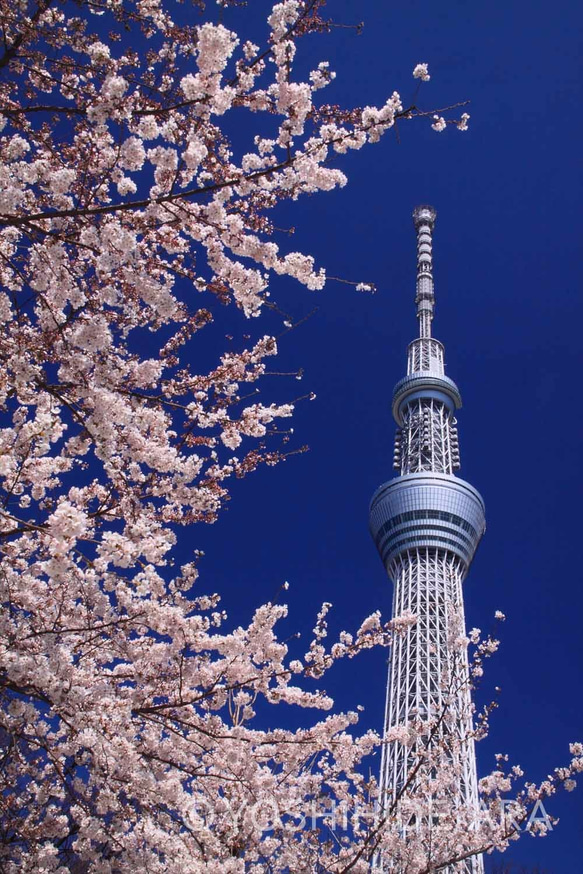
0,0,578,871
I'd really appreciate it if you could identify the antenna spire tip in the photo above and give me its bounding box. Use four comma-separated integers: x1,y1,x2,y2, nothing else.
413,205,437,229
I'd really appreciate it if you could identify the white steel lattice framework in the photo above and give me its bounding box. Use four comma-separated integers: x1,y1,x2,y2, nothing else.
369,207,486,873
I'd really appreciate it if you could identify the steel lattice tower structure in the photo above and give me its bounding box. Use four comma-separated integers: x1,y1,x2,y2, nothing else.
369,206,485,873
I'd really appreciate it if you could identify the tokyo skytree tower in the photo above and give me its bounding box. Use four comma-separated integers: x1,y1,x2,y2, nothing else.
369,206,485,872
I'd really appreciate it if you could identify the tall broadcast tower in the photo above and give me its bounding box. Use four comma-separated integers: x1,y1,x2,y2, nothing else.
369,207,485,872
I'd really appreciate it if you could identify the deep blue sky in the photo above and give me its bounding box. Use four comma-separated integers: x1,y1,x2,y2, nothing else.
181,1,583,869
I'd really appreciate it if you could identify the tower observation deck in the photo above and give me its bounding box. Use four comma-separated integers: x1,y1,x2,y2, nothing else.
369,207,485,873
